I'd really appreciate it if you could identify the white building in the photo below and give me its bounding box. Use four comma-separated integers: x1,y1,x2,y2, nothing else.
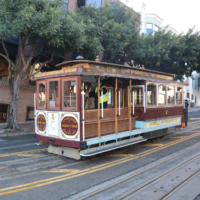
133,1,177,35
183,72,200,107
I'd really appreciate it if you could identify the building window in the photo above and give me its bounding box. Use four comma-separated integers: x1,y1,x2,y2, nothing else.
187,92,190,99
147,85,156,105
61,0,69,11
26,107,34,121
158,85,166,105
154,24,159,32
0,59,9,81
146,23,153,36
77,0,86,8
86,0,102,8
0,104,9,123
191,94,194,100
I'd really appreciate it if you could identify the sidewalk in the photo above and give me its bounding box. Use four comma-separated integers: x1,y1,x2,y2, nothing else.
0,121,35,137
188,107,200,112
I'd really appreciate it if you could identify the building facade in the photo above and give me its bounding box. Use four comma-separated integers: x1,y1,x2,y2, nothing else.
183,72,200,107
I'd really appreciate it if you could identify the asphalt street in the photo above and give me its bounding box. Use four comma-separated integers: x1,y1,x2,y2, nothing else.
0,112,200,200
188,110,200,121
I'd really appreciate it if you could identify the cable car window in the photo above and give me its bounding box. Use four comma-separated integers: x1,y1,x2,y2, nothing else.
63,81,77,108
108,66,120,72
158,85,166,104
167,86,174,104
147,85,156,105
90,64,105,71
176,87,183,104
38,83,46,107
131,87,143,106
107,87,113,106
49,81,59,107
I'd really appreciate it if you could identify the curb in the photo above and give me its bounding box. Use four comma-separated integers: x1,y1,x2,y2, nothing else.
0,130,35,137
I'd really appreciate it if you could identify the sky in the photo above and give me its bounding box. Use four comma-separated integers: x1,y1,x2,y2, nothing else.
120,0,200,34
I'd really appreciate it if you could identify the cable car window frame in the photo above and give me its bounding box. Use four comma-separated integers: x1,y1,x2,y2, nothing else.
47,78,60,111
62,77,79,111
158,84,167,105
147,84,157,107
167,85,175,105
176,86,183,105
36,80,46,110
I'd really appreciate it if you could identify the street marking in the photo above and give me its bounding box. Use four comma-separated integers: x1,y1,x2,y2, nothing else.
16,154,43,157
1,132,200,196
0,148,47,158
0,167,6,170
51,156,62,158
143,144,164,147
190,118,200,120
107,154,134,157
168,136,187,139
43,169,80,173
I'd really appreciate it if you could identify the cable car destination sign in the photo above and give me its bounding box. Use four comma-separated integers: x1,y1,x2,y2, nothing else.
34,62,173,81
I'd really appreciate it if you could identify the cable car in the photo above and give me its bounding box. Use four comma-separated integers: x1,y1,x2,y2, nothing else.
34,59,186,160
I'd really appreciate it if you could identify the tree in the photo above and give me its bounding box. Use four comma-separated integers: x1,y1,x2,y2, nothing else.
0,0,85,130
75,2,140,62
124,27,200,78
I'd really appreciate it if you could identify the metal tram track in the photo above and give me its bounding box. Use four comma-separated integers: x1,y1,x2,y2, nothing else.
75,141,200,200
119,152,200,200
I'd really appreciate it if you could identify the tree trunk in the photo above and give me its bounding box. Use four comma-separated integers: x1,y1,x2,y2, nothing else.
6,80,20,131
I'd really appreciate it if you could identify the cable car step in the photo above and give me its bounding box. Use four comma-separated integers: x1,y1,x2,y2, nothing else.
80,137,147,157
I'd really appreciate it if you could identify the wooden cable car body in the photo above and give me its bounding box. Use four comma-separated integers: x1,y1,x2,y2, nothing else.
34,60,185,160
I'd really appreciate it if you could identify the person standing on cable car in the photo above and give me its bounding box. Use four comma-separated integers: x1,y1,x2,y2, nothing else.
86,81,108,109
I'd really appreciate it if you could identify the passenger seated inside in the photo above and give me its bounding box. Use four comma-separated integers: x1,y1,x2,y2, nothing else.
86,80,108,109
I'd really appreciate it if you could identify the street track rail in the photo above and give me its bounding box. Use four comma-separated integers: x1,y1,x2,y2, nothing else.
69,138,200,200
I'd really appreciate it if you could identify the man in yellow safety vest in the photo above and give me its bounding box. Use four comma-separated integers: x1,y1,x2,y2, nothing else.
86,81,108,109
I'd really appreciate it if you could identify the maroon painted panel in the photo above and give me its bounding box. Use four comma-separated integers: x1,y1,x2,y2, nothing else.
157,107,167,119
167,107,176,117
146,108,158,120
133,107,145,121
175,106,183,116
36,134,81,148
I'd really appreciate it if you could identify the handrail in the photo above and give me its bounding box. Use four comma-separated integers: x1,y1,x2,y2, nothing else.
101,90,104,118
118,89,121,116
132,90,135,115
81,90,85,141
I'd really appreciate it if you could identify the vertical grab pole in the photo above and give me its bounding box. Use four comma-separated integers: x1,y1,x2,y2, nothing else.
115,78,118,134
129,80,132,132
101,90,103,118
132,90,134,115
34,92,36,133
70,92,71,107
82,90,85,141
119,90,120,116
98,77,101,138
34,92,36,116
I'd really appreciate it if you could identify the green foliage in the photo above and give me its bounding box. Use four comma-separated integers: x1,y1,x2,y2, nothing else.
124,27,200,77
75,2,140,61
0,0,85,56
3,129,11,133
